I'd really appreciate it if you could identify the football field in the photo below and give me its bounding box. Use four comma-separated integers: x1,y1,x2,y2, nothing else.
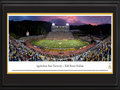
30,39,89,49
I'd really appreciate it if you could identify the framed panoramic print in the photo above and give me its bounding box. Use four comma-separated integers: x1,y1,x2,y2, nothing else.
7,13,113,74
0,0,120,90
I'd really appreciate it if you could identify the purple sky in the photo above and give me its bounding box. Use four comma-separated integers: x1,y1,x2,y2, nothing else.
9,16,111,25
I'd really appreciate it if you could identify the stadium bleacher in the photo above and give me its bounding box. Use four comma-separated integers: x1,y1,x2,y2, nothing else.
9,36,111,61
46,31,74,40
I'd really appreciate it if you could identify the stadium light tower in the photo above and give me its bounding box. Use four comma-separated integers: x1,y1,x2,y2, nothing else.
66,23,69,26
52,23,55,26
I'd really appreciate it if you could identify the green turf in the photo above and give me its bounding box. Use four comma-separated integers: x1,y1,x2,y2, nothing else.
30,39,89,49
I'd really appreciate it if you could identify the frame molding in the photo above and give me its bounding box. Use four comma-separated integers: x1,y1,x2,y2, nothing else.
0,0,120,90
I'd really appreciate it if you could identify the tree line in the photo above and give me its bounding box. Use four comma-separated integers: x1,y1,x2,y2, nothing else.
9,20,111,38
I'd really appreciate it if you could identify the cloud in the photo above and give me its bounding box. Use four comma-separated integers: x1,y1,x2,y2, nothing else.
9,16,111,25
50,19,67,26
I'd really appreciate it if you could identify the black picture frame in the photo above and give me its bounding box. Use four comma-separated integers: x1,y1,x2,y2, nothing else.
0,0,120,90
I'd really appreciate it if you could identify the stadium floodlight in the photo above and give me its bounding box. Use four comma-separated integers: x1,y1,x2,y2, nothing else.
66,23,69,26
26,31,29,36
52,23,55,26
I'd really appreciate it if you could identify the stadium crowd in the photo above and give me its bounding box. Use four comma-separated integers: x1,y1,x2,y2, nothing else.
9,37,111,61
77,38,111,61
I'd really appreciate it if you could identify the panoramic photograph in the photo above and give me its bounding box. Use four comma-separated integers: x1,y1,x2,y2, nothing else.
8,14,112,62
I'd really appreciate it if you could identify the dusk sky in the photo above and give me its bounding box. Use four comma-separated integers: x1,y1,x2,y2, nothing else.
9,16,111,25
